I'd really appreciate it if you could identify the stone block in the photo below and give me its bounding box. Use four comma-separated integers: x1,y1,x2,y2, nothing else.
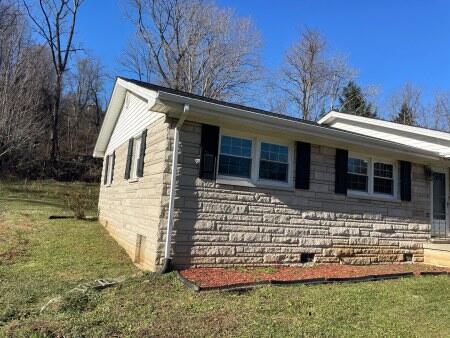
340,257,372,265
329,227,360,236
349,237,379,246
263,254,301,264
229,233,271,243
299,238,332,247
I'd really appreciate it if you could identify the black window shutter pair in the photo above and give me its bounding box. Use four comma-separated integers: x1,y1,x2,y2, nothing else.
199,124,220,179
295,141,311,190
335,149,348,194
199,124,313,189
400,161,412,201
111,151,116,183
103,152,116,185
124,138,134,179
103,155,110,185
124,130,147,179
334,149,412,201
137,129,147,178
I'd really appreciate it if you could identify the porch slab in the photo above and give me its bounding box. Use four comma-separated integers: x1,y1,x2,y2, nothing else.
424,243,450,268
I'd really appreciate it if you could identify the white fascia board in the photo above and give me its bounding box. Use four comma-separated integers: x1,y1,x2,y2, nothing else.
152,92,441,161
93,78,157,158
319,111,450,142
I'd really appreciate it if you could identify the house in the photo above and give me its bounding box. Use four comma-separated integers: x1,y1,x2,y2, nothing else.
94,77,450,271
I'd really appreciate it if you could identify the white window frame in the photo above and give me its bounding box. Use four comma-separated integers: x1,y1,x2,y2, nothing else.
347,153,398,200
129,135,142,180
216,129,294,190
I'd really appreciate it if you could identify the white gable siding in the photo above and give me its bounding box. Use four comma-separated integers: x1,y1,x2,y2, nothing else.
106,92,164,154
331,121,450,156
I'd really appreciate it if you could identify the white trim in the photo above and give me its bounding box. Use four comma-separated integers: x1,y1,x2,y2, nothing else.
319,111,450,141
216,129,294,190
347,153,398,200
154,91,442,161
430,167,449,237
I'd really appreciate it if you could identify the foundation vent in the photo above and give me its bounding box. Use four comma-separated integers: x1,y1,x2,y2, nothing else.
301,253,315,264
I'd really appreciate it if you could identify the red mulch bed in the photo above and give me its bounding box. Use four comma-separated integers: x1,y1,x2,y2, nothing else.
179,264,450,290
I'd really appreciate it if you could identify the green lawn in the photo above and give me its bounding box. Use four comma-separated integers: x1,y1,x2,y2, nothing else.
1,180,450,337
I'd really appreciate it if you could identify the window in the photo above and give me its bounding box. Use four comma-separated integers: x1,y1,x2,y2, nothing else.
107,155,114,184
259,142,289,182
216,131,293,188
218,135,252,178
130,136,141,179
373,162,394,195
348,157,368,192
347,155,397,198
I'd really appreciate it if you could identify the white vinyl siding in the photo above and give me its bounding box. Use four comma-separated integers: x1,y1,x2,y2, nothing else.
106,92,162,154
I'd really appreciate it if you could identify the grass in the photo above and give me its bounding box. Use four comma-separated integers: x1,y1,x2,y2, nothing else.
0,180,450,337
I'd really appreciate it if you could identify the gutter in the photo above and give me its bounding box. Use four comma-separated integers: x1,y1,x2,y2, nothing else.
160,103,190,273
154,91,441,161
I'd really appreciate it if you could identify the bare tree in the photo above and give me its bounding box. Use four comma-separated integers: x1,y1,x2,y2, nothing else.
388,83,423,125
122,0,262,100
0,2,51,162
429,91,450,132
62,56,105,155
23,0,83,166
281,28,355,120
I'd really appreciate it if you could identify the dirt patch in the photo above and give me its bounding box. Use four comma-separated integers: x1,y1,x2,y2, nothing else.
180,264,450,290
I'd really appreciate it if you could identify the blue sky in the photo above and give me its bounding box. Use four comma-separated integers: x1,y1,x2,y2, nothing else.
76,0,450,114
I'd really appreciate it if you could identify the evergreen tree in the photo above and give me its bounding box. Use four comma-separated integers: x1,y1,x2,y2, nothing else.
392,102,416,125
339,81,377,118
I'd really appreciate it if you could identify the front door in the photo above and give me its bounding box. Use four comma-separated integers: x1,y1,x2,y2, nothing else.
432,172,448,238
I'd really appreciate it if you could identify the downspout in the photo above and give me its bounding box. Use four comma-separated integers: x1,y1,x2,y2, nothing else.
160,103,190,273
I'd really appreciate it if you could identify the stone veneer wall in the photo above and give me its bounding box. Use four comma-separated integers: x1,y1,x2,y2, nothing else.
158,120,432,268
98,115,171,271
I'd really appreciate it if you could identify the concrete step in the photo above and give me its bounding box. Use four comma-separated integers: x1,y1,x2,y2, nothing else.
424,243,450,268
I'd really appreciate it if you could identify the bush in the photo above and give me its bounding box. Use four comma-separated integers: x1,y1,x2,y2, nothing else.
65,188,97,219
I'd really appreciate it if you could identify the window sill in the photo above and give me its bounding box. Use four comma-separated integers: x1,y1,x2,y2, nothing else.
347,190,400,203
128,178,139,184
216,177,294,192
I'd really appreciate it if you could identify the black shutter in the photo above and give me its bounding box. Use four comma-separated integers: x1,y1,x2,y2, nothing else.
400,161,412,201
335,148,348,194
137,129,147,178
199,124,220,179
124,138,134,179
111,151,116,183
103,155,110,185
295,141,311,189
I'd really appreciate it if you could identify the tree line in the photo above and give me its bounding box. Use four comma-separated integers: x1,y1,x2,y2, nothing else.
0,0,104,180
1,0,448,181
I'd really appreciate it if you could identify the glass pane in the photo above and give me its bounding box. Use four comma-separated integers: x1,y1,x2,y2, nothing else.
348,158,368,175
433,173,446,220
218,154,251,178
259,160,288,182
374,177,393,195
260,142,288,163
220,136,252,158
374,162,393,178
348,173,368,192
